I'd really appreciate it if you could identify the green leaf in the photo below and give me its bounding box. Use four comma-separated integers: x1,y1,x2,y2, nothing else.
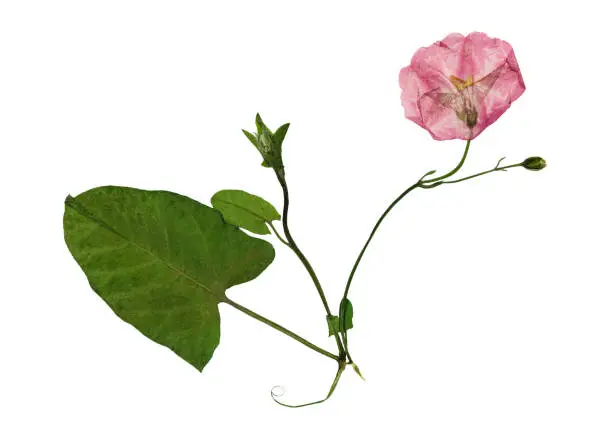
63,186,275,371
211,189,280,235
327,299,354,337
339,298,353,332
326,315,340,337
273,123,290,146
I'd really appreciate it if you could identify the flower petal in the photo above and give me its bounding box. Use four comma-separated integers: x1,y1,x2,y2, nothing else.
399,32,525,141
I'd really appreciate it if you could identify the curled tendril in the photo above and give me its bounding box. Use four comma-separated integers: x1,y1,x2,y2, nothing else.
271,385,286,398
270,362,346,408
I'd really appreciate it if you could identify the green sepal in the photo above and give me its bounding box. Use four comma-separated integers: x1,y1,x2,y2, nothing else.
255,113,271,136
242,129,258,148
273,123,290,146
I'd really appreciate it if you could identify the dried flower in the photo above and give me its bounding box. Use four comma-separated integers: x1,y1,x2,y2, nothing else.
399,32,526,140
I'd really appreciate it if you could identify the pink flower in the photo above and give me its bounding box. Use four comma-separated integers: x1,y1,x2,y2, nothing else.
399,32,525,141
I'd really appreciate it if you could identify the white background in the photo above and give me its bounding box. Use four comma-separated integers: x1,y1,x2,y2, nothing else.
1,1,611,439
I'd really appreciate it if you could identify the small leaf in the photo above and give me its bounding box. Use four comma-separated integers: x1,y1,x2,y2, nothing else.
211,189,280,235
327,315,340,337
339,298,353,332
273,123,290,146
64,186,275,371
328,299,354,337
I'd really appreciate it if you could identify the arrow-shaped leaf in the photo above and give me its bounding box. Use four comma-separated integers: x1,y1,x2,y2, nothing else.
63,186,275,371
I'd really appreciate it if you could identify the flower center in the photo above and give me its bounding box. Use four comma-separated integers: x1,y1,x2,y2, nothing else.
449,75,474,91
445,75,478,130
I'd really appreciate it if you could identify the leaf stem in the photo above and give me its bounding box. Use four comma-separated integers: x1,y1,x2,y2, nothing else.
223,297,339,362
275,169,346,358
267,221,290,247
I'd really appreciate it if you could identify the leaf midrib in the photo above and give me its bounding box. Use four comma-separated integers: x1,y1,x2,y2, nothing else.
65,197,227,303
214,196,277,223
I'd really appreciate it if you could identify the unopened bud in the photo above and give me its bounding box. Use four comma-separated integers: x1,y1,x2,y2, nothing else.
522,156,546,171
257,131,273,153
245,113,287,170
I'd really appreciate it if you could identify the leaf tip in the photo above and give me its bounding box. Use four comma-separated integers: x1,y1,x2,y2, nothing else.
352,364,366,382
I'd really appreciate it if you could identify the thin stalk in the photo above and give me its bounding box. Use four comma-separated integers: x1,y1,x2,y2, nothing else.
223,297,339,362
439,162,522,185
340,139,472,355
341,180,420,303
339,180,422,356
268,221,290,247
422,139,471,184
275,170,346,357
419,158,523,189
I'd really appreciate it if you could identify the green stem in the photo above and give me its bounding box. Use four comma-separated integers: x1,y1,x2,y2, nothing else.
421,157,523,189
340,179,420,302
268,221,290,247
223,297,339,362
425,162,522,186
339,180,422,356
275,169,346,357
340,139,472,355
422,139,471,184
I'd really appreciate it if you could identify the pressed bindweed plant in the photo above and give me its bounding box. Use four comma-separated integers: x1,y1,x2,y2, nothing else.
64,32,546,408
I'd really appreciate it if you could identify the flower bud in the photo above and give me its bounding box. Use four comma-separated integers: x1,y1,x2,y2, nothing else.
257,131,273,153
243,114,290,171
521,156,547,171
